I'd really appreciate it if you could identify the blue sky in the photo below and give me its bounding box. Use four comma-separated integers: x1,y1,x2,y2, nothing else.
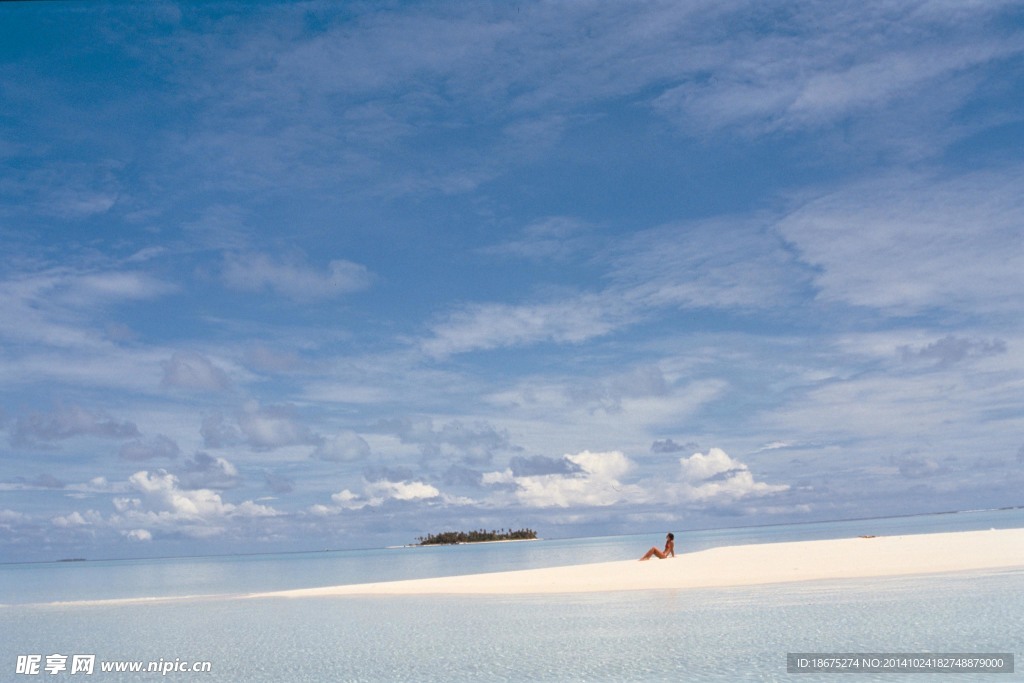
2,0,1023,561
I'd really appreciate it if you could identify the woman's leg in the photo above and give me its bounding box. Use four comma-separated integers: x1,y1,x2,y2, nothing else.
640,547,666,560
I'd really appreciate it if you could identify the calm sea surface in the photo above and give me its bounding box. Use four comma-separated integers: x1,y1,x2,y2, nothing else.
4,509,1023,681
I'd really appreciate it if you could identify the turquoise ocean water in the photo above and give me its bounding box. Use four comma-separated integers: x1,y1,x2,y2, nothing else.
3,509,1024,681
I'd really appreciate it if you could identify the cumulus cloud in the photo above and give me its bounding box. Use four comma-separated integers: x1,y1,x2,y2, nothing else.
0,509,29,530
222,251,372,301
52,509,103,528
677,448,789,503
482,448,788,511
329,489,365,510
484,450,639,508
12,404,139,448
110,469,278,538
316,478,443,514
366,479,441,503
124,528,152,542
161,351,231,392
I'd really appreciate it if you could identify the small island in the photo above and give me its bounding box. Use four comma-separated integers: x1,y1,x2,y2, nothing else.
416,528,538,546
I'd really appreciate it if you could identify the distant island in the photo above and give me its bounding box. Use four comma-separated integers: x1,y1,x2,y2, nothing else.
416,528,538,546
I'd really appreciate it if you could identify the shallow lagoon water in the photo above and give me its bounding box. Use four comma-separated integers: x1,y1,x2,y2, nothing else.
5,570,1022,681
4,509,1024,681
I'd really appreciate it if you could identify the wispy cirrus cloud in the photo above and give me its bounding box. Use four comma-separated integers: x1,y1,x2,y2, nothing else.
479,216,596,263
420,292,637,358
651,2,1024,148
0,268,175,349
423,215,806,358
779,167,1024,314
222,252,372,301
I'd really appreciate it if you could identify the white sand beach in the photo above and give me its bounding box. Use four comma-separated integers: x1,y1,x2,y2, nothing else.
248,528,1024,598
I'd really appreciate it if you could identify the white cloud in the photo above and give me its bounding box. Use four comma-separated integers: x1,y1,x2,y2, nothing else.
610,218,805,312
124,528,152,542
128,470,231,516
0,509,29,530
61,271,176,306
421,216,808,358
480,216,593,262
650,3,1022,142
107,470,279,538
330,489,365,510
779,168,1024,314
52,509,103,528
481,469,515,486
485,450,640,509
421,293,633,358
677,448,789,503
318,479,443,514
0,269,174,351
222,252,372,301
365,479,440,502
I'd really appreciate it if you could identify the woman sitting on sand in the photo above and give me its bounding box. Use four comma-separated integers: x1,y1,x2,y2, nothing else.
640,532,674,560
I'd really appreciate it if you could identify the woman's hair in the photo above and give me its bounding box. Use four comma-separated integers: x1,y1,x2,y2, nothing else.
667,533,674,540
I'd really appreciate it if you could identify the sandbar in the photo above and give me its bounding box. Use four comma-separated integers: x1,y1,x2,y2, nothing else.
247,528,1024,598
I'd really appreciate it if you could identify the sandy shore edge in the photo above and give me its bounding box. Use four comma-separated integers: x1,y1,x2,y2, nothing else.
246,528,1024,598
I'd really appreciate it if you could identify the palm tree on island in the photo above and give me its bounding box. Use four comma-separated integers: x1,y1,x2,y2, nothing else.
416,528,538,545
